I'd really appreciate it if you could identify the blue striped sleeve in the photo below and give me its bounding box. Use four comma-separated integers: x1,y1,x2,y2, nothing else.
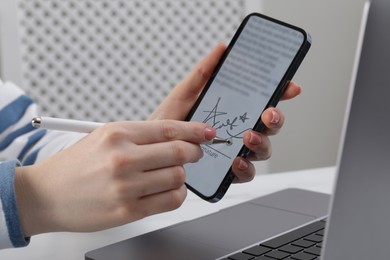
0,123,38,151
0,81,47,166
0,95,34,133
0,160,30,248
17,129,47,163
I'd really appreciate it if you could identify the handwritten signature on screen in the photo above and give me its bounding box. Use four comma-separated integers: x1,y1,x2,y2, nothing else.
202,97,252,139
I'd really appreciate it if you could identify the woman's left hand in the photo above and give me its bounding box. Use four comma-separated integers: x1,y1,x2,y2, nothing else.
149,43,302,183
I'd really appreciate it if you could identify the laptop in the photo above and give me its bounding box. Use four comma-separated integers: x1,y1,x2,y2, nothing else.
86,0,390,259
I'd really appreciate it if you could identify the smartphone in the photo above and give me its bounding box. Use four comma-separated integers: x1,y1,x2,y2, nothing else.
184,13,311,202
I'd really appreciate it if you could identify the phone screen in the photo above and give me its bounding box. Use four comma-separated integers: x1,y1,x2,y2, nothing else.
184,14,309,200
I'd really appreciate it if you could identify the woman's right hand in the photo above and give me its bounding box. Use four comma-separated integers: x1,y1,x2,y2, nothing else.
14,120,216,237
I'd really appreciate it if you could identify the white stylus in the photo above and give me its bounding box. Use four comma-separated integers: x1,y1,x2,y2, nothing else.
31,116,233,145
31,116,104,133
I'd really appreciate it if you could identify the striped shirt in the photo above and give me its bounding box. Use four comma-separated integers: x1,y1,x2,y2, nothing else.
0,79,84,249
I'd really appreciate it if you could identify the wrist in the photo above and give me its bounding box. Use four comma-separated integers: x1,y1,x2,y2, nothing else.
14,166,34,237
14,165,52,237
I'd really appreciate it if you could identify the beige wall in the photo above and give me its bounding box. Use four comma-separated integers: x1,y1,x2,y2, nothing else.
254,0,368,173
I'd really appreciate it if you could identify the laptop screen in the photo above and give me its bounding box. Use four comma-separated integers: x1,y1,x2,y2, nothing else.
322,0,390,259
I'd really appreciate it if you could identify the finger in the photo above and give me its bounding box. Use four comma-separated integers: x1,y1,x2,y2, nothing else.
259,107,285,136
131,141,203,171
135,166,186,197
231,157,256,184
242,131,272,161
137,185,187,217
109,120,216,145
280,81,302,101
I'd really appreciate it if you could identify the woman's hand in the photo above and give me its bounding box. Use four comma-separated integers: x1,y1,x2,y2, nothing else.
150,43,302,183
15,120,216,236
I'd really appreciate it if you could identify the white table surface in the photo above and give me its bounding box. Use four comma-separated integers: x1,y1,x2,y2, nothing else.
0,166,337,260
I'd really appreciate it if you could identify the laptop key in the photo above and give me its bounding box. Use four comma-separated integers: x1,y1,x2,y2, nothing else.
227,252,255,260
292,239,316,248
291,252,317,260
265,250,290,259
261,221,325,249
304,246,321,256
279,244,303,254
303,234,323,243
243,245,271,256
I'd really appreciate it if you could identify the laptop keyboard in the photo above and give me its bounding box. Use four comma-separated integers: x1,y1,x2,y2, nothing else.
222,219,326,260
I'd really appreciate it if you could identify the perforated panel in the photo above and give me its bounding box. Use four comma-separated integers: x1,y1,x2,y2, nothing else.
15,0,245,121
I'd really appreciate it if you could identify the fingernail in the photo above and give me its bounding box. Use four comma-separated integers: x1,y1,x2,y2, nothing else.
238,159,249,171
204,127,216,141
271,110,280,124
249,132,262,145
